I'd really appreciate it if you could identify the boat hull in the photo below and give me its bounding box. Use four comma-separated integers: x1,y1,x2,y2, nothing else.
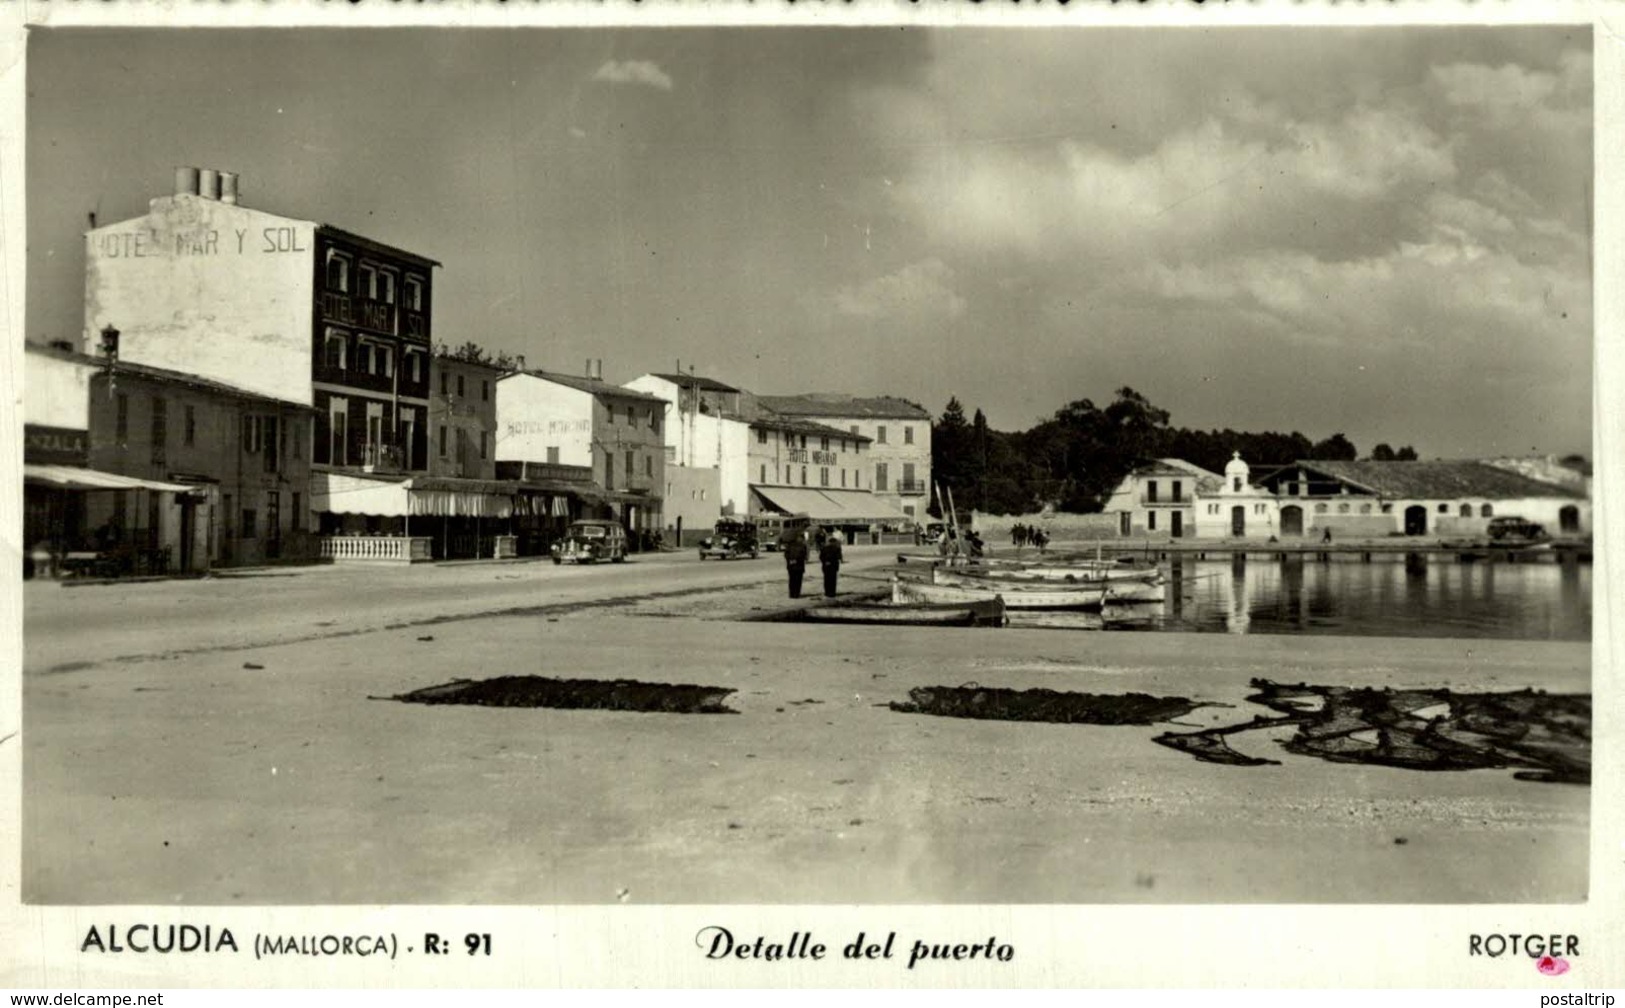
895,577,1105,611
932,569,1166,605
804,597,1006,627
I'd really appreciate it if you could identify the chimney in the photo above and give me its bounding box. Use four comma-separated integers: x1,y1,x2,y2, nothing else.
219,171,239,205
199,168,220,200
174,165,200,197
585,358,593,378
595,358,603,380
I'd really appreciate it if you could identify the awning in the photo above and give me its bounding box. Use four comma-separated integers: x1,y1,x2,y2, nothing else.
750,485,908,525
23,464,205,495
405,476,515,518
311,471,410,516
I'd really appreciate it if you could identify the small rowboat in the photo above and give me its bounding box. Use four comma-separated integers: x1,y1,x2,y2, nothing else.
956,563,1161,583
932,568,1166,605
803,596,1006,627
895,576,1106,611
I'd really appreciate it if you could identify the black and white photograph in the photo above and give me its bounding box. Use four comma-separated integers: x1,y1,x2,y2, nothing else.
3,2,1619,991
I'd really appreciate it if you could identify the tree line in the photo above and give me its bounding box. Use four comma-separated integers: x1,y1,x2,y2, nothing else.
931,387,1419,516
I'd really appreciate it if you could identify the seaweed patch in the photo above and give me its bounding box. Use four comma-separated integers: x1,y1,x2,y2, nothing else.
891,684,1212,725
379,676,738,714
1154,679,1590,785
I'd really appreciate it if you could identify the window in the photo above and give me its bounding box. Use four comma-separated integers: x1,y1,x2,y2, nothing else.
1232,477,1242,492
150,397,167,466
1148,511,1157,530
291,492,303,532
1460,503,1472,517
1360,504,1371,514
1314,504,1327,514
242,415,262,453
1381,503,1393,514
626,450,635,482
627,406,635,425
820,436,830,451
480,431,489,460
266,491,281,541
404,275,424,311
291,418,303,460
376,345,393,378
456,375,465,398
378,269,396,305
1337,503,1349,513
645,455,653,477
358,263,377,300
800,466,807,486
546,446,560,464
407,351,422,383
241,508,258,539
1481,504,1494,517
481,380,489,402
325,250,350,292
438,425,448,458
397,409,415,469
849,425,859,436
877,425,888,444
650,411,659,432
1437,503,1449,514
904,426,913,445
263,415,280,473
184,405,195,447
760,464,767,483
439,371,448,396
903,462,916,487
841,469,847,487
329,399,348,466
1255,504,1266,514
1172,480,1183,502
820,467,829,486
1147,480,1159,503
875,462,889,491
757,428,768,445
324,330,348,371
356,342,374,375
115,393,128,443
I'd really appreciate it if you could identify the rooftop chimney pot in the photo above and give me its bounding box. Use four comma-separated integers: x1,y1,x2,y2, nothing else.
219,171,239,205
174,166,200,197
198,168,220,200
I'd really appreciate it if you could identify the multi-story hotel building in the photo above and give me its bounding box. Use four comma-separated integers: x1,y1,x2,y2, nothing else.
756,394,933,525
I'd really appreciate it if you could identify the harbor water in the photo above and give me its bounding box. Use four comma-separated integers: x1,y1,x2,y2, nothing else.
1010,554,1591,640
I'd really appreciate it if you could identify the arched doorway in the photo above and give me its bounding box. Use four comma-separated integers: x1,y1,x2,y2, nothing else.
1404,505,1427,536
1279,505,1303,537
1231,505,1246,537
1559,505,1580,534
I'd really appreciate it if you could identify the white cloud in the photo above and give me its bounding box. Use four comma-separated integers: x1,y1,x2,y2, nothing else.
833,259,967,321
592,60,674,91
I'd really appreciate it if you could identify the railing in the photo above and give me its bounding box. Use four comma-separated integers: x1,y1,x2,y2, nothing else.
1141,494,1185,505
362,443,406,474
319,536,434,563
895,480,929,494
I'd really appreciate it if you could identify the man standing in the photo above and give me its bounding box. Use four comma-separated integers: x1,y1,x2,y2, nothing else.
782,529,810,598
819,528,844,598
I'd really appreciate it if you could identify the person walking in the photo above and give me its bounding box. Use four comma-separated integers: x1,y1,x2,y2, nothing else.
819,529,844,597
782,529,810,598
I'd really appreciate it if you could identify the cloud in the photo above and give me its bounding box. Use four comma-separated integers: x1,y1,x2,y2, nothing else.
591,60,674,91
833,259,967,321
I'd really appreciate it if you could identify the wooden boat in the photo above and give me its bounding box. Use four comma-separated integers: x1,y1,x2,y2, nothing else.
895,576,1106,611
803,596,1006,627
958,563,1162,583
932,567,1166,605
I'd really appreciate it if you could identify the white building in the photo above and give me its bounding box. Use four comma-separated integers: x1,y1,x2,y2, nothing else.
623,372,753,540
755,395,933,525
1101,458,1222,538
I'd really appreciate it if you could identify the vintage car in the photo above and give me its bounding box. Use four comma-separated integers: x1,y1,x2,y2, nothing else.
550,520,629,564
1485,516,1549,544
698,518,760,560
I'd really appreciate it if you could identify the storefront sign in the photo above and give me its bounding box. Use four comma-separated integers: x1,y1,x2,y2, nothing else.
24,425,88,465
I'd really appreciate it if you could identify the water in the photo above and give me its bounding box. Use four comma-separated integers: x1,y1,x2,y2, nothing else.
1007,556,1590,640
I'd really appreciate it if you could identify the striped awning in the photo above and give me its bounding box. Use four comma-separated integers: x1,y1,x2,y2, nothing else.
750,485,907,525
23,464,205,495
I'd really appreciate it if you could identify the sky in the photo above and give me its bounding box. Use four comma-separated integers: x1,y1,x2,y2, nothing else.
25,25,1593,459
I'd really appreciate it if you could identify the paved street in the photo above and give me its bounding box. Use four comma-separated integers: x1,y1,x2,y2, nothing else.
22,552,1590,905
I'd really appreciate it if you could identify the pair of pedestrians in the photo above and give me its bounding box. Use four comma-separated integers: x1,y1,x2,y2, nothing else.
782,529,843,598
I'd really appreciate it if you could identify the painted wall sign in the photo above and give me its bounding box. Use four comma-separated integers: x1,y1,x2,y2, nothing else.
24,425,89,465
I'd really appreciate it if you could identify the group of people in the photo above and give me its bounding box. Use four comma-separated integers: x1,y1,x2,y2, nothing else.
1009,523,1050,552
936,527,984,564
780,526,845,599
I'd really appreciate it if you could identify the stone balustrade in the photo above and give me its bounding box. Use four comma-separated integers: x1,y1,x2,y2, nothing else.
318,536,434,563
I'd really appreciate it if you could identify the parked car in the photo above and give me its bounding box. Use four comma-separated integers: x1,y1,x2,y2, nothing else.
698,518,760,560
551,520,629,564
1485,516,1548,543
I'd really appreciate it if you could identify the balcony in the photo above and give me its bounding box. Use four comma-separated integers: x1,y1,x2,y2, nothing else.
1141,494,1185,506
361,443,408,475
895,480,928,494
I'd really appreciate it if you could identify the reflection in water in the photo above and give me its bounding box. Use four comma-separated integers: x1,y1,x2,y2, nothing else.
1024,557,1590,641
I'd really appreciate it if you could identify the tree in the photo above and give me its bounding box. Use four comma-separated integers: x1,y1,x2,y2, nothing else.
1394,445,1419,461
1370,443,1396,461
932,397,972,504
1311,433,1358,460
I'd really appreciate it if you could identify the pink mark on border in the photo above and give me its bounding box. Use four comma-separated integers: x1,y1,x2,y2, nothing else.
1537,955,1571,976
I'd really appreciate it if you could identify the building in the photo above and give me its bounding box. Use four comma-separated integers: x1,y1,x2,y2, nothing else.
623,372,753,544
78,166,550,562
428,354,503,480
1250,459,1590,539
756,394,934,525
1102,458,1223,538
24,342,313,574
745,410,902,542
496,364,666,544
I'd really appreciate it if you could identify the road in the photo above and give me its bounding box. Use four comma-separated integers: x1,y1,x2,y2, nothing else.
20,550,1591,905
